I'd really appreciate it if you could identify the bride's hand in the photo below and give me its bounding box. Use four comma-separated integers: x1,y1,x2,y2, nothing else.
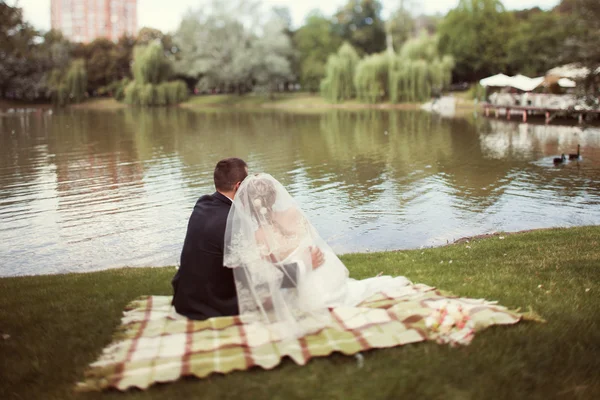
309,246,325,269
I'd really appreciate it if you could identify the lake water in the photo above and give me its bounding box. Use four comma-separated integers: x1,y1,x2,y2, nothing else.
1,107,599,277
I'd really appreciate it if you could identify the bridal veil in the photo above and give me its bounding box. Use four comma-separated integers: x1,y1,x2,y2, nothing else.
224,173,349,340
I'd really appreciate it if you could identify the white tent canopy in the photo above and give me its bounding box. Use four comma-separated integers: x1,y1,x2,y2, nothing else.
479,74,512,88
557,78,576,88
511,75,545,91
479,74,545,91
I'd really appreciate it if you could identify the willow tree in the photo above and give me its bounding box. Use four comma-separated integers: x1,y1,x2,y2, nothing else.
65,59,87,103
48,59,87,106
354,53,390,104
389,34,454,103
320,43,360,103
124,42,187,106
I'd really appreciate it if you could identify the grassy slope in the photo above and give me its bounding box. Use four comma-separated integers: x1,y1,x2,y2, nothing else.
181,93,424,110
1,227,599,400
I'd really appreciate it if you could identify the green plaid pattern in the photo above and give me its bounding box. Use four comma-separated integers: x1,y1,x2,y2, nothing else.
77,283,521,391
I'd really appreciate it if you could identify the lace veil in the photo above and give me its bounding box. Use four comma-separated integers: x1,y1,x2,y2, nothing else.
224,173,345,340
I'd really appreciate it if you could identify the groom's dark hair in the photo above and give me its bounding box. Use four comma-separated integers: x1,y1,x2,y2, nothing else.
214,158,248,192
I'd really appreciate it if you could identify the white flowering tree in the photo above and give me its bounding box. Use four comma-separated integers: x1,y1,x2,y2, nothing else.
174,0,293,94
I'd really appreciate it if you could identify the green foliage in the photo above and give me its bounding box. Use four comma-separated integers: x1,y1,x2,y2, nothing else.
121,42,185,107
136,27,178,58
124,82,141,106
132,42,172,85
468,83,485,101
333,0,387,55
78,39,119,93
390,35,454,103
438,0,515,82
354,53,390,103
47,59,87,106
110,78,130,101
294,11,343,92
320,43,360,103
0,3,47,100
155,83,167,106
123,80,187,107
507,11,573,76
561,0,600,107
386,6,415,52
65,59,87,103
140,84,156,106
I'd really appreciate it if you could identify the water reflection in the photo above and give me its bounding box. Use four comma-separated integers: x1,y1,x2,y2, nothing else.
1,108,599,276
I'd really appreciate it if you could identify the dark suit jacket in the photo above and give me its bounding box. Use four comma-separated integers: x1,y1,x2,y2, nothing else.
172,192,238,320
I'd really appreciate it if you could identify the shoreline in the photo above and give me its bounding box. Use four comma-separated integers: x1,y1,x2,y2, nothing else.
0,94,480,113
1,226,596,280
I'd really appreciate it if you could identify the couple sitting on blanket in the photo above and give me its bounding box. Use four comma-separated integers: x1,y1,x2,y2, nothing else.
172,158,410,337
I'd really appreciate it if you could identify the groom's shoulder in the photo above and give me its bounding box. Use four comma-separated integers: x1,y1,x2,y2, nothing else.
193,193,230,212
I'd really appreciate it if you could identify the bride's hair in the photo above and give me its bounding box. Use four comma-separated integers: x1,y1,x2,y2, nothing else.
245,175,277,221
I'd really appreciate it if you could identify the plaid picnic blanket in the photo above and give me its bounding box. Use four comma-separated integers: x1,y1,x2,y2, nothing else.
77,283,522,391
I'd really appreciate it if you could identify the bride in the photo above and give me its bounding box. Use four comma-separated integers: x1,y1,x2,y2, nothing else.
224,173,411,338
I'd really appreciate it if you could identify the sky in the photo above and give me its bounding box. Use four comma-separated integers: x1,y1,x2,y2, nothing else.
12,0,561,34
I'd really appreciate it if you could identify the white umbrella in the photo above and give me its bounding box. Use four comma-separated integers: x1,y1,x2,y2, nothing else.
557,78,576,88
480,73,512,87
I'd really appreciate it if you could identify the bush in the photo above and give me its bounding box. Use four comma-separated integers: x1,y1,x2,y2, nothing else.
114,78,130,102
52,84,69,107
354,53,390,104
124,82,141,106
140,84,156,107
155,83,167,106
175,81,188,102
65,59,87,103
320,43,360,103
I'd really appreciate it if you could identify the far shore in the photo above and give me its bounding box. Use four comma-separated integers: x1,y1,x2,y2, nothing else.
0,92,481,114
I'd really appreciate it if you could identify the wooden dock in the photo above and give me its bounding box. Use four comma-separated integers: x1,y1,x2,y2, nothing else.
482,102,600,124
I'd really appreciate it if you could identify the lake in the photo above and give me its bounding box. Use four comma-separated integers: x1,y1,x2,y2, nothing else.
1,107,599,277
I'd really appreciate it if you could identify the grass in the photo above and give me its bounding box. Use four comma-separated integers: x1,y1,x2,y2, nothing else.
69,98,128,110
182,92,424,111
1,227,599,400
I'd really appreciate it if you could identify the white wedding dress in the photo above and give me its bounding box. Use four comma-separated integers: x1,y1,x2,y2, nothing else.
224,173,411,339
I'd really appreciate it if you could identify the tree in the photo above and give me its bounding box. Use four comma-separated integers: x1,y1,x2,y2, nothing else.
561,0,600,106
438,0,515,82
354,52,389,103
294,11,343,92
78,39,119,94
389,34,454,103
132,42,172,85
112,35,136,81
174,0,293,94
251,13,294,94
385,1,415,53
320,42,360,102
507,11,572,76
137,27,178,58
0,3,46,99
47,59,87,106
333,0,386,55
124,42,187,107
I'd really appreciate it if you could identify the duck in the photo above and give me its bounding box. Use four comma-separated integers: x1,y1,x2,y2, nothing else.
553,154,566,164
568,145,580,160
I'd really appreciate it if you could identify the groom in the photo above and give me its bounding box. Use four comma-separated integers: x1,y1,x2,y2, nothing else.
171,158,248,320
172,158,325,320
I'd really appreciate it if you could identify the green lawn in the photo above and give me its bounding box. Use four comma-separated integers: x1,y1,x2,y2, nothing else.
1,227,599,400
182,92,424,111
